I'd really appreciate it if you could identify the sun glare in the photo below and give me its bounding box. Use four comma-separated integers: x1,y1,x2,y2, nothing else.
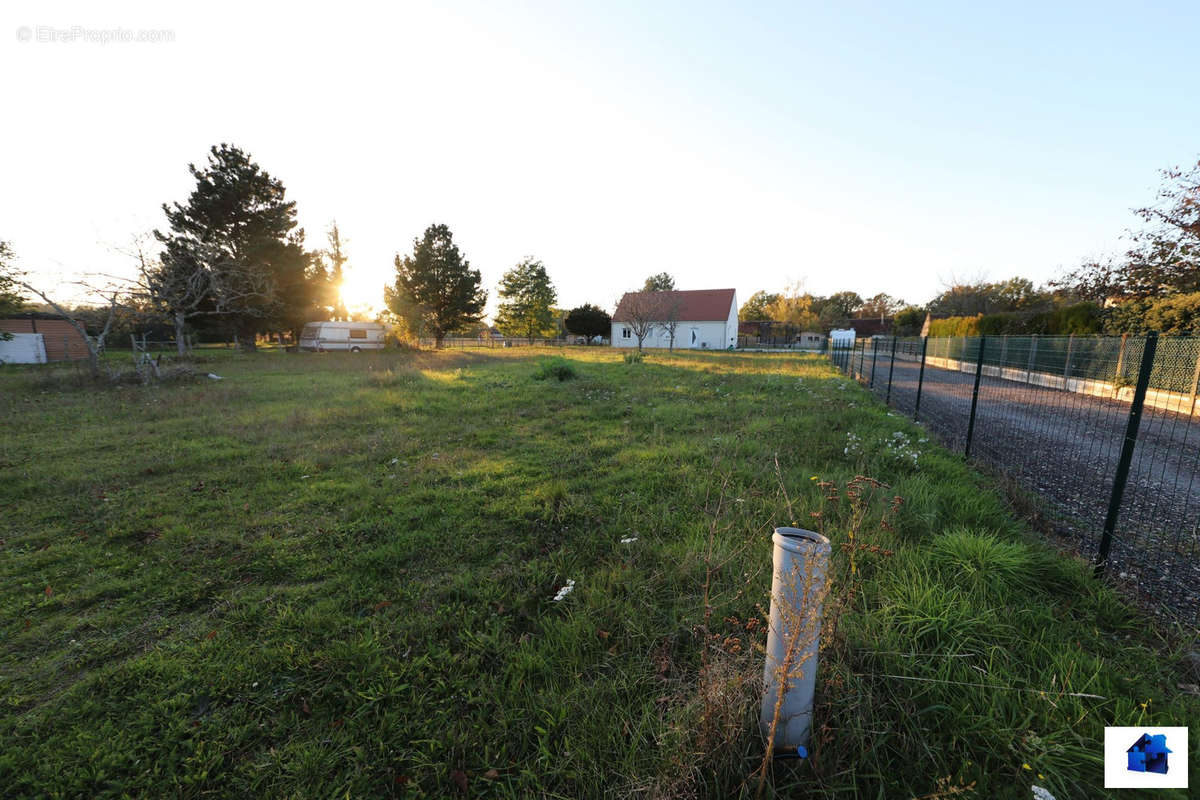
337,269,385,316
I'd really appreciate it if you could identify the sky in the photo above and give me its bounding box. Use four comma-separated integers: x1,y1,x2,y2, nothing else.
3,0,1199,319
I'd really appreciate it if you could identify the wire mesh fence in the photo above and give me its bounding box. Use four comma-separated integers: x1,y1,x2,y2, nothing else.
831,334,1200,624
416,337,573,349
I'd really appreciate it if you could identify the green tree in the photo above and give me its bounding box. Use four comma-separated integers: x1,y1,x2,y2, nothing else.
893,306,926,336
564,303,612,342
643,272,675,292
764,282,819,329
820,291,864,322
153,144,311,350
0,241,26,320
739,290,780,321
386,224,486,348
495,258,557,343
1143,292,1200,334
0,240,28,341
857,293,906,320
926,278,1046,316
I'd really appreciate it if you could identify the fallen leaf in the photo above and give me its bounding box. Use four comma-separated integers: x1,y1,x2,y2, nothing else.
373,601,392,612
450,768,468,793
597,629,611,639
395,775,410,786
483,768,499,780
300,698,310,715
44,585,53,597
330,718,344,729
205,630,217,640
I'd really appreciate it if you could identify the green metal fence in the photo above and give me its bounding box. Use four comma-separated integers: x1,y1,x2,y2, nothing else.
831,334,1200,623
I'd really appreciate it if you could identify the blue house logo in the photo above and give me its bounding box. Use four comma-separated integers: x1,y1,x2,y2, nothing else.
1127,732,1171,774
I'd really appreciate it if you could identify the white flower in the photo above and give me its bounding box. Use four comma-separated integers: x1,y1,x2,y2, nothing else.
620,537,638,544
1031,786,1056,800
552,579,576,602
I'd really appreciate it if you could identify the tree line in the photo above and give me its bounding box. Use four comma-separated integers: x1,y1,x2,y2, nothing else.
0,143,624,368
737,159,1200,338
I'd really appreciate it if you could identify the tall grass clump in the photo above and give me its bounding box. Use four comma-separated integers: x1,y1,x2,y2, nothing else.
623,351,644,364
532,356,577,381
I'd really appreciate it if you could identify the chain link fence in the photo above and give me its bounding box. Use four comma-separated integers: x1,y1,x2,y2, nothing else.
832,334,1200,624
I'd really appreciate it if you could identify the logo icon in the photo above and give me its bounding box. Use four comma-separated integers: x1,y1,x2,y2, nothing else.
1104,726,1188,788
1127,732,1171,774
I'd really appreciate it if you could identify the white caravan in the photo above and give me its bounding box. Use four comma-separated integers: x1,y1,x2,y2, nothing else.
299,321,387,352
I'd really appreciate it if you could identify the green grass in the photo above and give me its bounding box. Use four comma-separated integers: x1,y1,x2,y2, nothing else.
0,347,1196,798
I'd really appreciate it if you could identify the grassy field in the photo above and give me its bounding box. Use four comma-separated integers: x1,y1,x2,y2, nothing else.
1,347,1196,798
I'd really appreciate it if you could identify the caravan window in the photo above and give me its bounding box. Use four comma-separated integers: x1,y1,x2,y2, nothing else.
349,329,367,339
301,324,319,339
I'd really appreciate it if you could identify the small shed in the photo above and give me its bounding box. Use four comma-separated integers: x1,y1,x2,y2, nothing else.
0,314,90,362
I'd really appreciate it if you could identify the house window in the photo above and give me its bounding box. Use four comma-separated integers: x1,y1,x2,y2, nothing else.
622,328,631,339
349,329,367,339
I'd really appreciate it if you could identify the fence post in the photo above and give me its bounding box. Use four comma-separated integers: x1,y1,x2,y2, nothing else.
857,339,866,381
1095,333,1158,576
999,335,1008,371
885,336,898,405
1027,334,1038,384
1062,333,1075,386
914,336,928,420
1188,341,1200,416
868,339,879,389
964,336,986,459
1115,333,1127,383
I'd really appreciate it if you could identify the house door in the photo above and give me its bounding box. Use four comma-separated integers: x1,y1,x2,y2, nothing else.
689,327,700,348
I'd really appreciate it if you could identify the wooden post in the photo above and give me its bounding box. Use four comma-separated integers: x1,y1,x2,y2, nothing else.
1063,333,1075,386
1188,343,1200,416
1114,333,1127,384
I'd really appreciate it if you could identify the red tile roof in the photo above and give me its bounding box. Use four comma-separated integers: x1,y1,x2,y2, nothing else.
613,289,735,323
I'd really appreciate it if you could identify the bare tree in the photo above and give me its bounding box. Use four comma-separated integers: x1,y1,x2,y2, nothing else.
619,291,677,352
658,293,683,351
124,234,271,356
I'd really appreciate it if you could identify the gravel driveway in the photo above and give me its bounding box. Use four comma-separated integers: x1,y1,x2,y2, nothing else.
849,352,1200,623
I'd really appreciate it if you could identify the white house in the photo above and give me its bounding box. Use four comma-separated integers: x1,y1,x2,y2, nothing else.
611,288,738,350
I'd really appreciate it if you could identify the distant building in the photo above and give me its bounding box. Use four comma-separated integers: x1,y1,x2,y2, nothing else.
829,328,856,347
612,288,738,350
840,318,892,338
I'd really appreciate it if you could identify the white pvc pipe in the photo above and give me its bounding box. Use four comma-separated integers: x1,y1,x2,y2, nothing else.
759,527,831,751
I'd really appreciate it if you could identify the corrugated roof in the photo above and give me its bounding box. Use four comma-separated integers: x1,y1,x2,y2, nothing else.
613,288,735,322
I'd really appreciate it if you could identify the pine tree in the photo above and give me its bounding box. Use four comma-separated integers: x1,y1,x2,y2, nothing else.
152,143,309,349
387,224,486,347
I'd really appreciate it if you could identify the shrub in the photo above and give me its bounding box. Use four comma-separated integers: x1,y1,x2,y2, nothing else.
532,356,576,381
623,351,644,364
927,303,1102,337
